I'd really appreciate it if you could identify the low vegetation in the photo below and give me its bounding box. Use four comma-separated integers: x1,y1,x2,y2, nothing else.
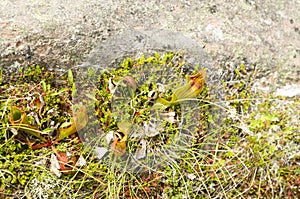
0,52,299,198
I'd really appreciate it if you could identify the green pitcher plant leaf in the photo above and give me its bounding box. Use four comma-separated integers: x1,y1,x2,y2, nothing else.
9,106,46,142
56,105,88,141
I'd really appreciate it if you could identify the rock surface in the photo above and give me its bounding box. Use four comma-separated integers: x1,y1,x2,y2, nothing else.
0,0,299,91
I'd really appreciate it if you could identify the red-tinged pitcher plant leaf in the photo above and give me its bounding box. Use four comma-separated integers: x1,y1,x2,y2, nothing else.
56,105,88,141
30,140,52,150
173,69,206,101
9,106,46,142
155,69,206,107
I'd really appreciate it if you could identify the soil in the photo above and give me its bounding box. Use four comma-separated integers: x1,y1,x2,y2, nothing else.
0,0,299,94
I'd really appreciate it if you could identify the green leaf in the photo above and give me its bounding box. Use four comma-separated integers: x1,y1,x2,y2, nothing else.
50,88,68,96
41,128,54,134
85,93,98,101
41,80,47,92
68,69,74,86
71,83,77,97
10,106,22,122
0,69,2,84
60,121,73,129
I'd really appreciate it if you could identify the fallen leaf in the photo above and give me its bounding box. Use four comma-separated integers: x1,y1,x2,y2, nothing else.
50,153,61,177
133,139,147,160
94,146,108,159
52,148,77,174
106,131,114,144
143,120,162,137
75,155,86,167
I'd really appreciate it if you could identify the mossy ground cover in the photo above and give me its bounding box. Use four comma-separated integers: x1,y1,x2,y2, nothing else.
0,52,299,198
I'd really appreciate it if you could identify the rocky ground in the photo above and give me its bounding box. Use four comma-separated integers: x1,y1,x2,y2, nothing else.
0,0,299,95
0,1,300,198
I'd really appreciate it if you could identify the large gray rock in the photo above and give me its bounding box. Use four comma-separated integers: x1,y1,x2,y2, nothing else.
0,0,299,88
